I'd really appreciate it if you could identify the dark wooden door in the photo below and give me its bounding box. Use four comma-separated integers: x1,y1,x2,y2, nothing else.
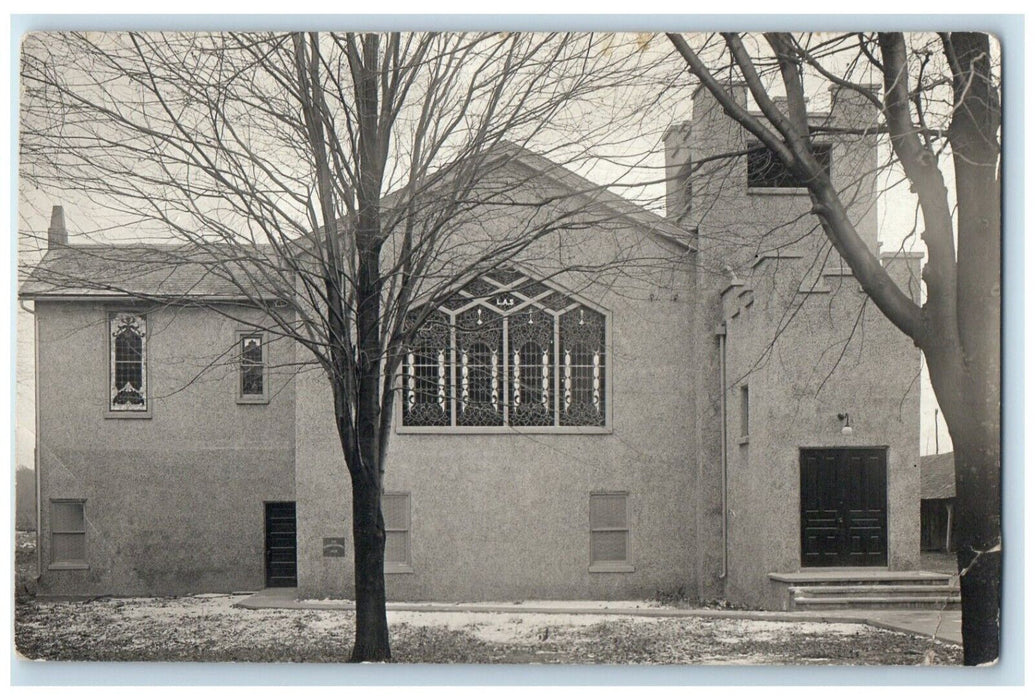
264,501,297,587
800,448,887,567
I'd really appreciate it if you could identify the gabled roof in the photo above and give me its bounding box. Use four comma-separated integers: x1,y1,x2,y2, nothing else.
920,452,956,500
20,142,695,300
19,243,285,300
489,140,695,254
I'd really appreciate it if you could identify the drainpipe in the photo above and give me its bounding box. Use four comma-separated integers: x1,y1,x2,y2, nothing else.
22,299,41,581
716,322,728,580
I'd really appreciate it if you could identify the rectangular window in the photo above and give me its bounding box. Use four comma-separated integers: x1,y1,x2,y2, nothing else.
109,313,147,412
383,492,411,573
740,385,750,440
237,332,269,403
747,141,831,189
590,492,632,572
50,499,87,568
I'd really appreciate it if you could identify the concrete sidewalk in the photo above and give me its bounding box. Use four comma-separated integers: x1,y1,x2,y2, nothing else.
236,588,962,645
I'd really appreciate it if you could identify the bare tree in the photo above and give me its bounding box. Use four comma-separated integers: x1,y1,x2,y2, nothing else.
19,31,681,661
667,31,1001,665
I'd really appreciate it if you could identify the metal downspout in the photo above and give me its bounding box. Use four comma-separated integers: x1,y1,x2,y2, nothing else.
23,299,42,581
717,322,728,580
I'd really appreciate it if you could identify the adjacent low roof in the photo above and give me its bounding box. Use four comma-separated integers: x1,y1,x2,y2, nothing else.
19,244,287,300
920,452,956,500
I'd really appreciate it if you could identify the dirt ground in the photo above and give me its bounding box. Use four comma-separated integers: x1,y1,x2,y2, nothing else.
919,550,959,575
13,532,962,665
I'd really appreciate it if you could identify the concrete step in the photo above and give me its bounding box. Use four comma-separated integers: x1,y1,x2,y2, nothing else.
790,584,960,597
792,595,961,611
769,570,960,611
770,570,953,587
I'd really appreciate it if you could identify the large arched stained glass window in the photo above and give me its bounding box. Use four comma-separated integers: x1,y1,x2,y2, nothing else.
399,271,606,430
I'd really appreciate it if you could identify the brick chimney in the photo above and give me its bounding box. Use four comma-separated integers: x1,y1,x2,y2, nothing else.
47,206,67,248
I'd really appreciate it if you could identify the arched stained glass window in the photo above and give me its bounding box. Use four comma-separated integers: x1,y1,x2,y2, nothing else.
402,310,451,427
110,313,147,411
509,308,553,426
456,306,503,426
400,273,606,430
560,306,605,427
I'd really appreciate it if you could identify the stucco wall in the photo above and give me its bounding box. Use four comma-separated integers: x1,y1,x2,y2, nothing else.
666,83,920,609
665,83,880,268
719,253,921,608
35,301,295,596
295,218,700,601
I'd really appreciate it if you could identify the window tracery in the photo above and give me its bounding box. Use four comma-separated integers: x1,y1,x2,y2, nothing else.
109,313,147,412
401,272,606,429
402,310,451,427
456,307,504,426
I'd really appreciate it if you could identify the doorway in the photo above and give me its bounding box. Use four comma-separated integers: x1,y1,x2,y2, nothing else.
800,448,888,567
264,501,297,587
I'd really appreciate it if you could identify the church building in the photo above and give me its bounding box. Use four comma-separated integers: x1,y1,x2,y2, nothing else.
21,83,929,610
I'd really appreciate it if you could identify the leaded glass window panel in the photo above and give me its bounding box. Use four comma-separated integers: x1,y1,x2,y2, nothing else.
508,308,554,427
240,335,264,396
460,277,496,300
403,310,451,427
456,306,503,426
514,279,551,301
485,267,523,286
560,306,605,426
400,274,607,431
540,291,573,311
109,313,147,411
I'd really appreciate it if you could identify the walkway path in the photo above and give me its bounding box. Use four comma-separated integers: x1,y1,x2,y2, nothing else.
237,589,961,645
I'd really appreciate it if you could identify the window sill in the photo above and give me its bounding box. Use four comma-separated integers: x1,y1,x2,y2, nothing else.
104,409,152,420
746,187,811,196
385,564,414,574
236,396,270,405
397,425,611,435
589,563,634,573
48,562,89,571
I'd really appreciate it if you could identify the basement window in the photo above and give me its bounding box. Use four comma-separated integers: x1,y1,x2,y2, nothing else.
589,492,633,572
383,492,412,573
50,499,87,569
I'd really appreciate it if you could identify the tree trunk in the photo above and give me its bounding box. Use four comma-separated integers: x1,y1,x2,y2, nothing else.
349,474,391,662
950,415,1001,665
927,338,1000,666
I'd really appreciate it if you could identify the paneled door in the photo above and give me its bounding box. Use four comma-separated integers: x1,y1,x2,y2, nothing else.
800,448,888,567
264,501,297,587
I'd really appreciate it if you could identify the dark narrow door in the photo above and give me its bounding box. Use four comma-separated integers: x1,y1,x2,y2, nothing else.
800,448,887,567
265,501,297,587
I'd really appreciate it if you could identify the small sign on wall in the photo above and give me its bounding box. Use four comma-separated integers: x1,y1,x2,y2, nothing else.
322,538,346,557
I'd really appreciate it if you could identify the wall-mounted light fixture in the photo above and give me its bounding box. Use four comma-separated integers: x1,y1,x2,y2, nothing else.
837,412,853,436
